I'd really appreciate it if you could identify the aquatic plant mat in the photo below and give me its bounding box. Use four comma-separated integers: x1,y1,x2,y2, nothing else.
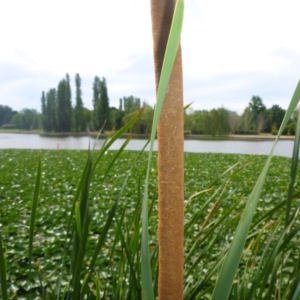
1,149,300,299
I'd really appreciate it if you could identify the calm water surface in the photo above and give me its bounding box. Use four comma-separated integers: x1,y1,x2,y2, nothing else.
0,133,295,158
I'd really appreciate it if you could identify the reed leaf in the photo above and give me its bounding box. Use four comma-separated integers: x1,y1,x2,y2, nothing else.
212,80,300,300
93,109,142,171
71,151,93,299
288,250,300,300
95,275,101,300
285,107,300,227
89,174,128,271
75,202,82,241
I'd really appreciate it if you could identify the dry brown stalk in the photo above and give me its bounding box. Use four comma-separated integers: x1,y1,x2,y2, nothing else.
151,0,184,299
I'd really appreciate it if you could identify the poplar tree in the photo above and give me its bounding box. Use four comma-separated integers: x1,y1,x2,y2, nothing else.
41,91,49,131
92,76,101,130
46,88,57,132
66,73,72,106
74,73,85,132
92,76,110,131
57,79,72,132
65,73,73,129
99,78,110,130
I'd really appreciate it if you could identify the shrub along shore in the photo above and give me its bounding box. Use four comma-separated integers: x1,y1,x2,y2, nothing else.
0,149,298,298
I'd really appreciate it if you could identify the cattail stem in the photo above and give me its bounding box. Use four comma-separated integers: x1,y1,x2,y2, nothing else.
151,1,184,299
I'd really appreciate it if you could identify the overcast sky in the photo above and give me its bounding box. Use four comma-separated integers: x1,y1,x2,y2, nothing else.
1,0,300,115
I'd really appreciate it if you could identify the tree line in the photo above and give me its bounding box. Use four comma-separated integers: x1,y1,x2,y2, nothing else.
0,73,155,133
0,77,297,136
185,96,293,136
40,73,154,133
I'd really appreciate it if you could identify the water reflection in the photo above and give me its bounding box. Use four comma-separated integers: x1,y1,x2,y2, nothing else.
0,133,295,158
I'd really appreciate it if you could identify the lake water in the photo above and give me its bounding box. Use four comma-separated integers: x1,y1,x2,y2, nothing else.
0,133,296,158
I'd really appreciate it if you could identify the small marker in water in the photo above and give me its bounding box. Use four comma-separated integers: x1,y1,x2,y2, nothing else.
56,142,60,151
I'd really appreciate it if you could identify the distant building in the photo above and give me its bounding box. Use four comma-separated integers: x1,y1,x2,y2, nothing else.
186,107,194,115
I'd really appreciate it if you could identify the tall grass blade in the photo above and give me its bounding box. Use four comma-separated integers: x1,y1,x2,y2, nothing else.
66,150,92,239
95,275,101,300
93,110,142,171
212,80,300,300
71,152,93,299
101,137,131,182
56,150,92,299
79,175,129,297
60,117,139,298
255,221,300,299
291,285,300,300
0,234,8,300
285,108,300,227
265,254,282,300
288,251,300,300
184,102,194,111
115,216,140,296
142,0,184,298
75,202,82,241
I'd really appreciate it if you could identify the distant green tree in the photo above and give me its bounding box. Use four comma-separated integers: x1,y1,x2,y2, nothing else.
184,113,194,134
110,107,124,130
240,107,254,133
11,113,24,129
110,98,125,130
265,105,286,133
41,88,57,132
184,110,205,134
41,91,49,131
139,104,154,133
213,107,230,135
184,108,230,136
57,79,72,132
83,108,92,131
47,89,57,131
22,109,33,130
123,95,141,113
115,98,125,130
122,104,154,134
0,105,17,126
99,78,110,130
92,76,110,131
32,113,40,129
110,107,117,129
228,110,241,134
92,76,101,130
12,109,39,130
202,110,213,135
66,73,73,129
192,111,205,134
249,96,266,133
74,74,85,132
66,73,72,108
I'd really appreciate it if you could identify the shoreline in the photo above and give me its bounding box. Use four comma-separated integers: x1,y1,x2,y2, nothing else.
0,130,295,141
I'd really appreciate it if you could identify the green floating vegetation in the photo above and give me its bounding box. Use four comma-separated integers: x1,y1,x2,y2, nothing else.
1,149,300,299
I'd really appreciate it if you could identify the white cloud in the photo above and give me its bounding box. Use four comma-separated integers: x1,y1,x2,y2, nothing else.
0,0,300,113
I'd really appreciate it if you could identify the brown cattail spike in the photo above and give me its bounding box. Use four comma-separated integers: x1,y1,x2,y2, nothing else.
151,1,184,299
